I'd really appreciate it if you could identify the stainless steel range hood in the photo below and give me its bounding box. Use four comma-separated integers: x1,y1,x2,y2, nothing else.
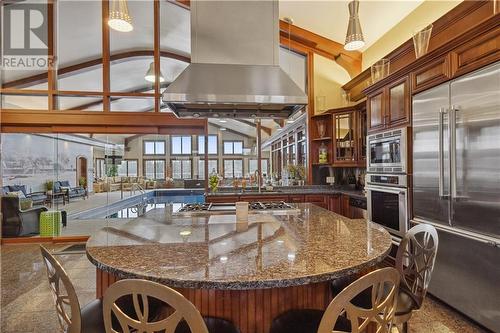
162,1,308,119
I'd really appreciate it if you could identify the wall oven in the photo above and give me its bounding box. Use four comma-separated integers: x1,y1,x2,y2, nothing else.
367,127,407,174
366,173,408,238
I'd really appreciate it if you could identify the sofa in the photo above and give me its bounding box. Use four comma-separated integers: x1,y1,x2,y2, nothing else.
1,185,47,206
56,180,86,200
1,196,48,237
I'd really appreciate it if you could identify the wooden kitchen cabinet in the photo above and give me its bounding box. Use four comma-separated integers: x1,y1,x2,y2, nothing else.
332,111,356,165
304,194,329,209
387,77,410,127
206,195,239,203
328,194,342,214
367,76,410,133
368,90,385,131
289,194,305,203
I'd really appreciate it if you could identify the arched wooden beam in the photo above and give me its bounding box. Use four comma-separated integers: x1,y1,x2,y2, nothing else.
2,50,190,89
279,20,362,78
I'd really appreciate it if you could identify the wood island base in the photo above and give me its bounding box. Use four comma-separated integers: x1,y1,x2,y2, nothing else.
96,269,332,333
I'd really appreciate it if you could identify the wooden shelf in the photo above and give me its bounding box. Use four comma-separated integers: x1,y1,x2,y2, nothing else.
312,162,331,166
312,137,332,141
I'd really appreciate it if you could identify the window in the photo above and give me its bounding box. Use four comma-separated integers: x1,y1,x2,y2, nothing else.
249,159,269,176
198,135,218,155
223,141,243,155
171,159,192,179
171,136,192,155
144,140,165,155
198,159,218,179
144,160,165,179
224,159,243,178
95,158,105,179
117,159,138,177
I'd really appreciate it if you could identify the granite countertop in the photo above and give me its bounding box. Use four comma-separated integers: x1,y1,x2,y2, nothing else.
206,186,366,200
86,204,390,290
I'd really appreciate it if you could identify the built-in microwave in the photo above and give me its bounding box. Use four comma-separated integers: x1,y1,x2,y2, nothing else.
367,127,407,174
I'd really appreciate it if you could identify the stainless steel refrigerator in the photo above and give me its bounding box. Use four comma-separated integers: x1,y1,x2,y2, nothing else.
412,61,500,332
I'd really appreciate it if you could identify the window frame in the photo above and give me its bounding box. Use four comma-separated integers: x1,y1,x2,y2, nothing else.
143,140,166,156
197,134,218,155
95,158,105,179
223,158,244,179
171,158,193,180
170,136,192,156
198,159,218,179
118,159,139,177
223,140,244,155
143,159,166,179
249,158,269,176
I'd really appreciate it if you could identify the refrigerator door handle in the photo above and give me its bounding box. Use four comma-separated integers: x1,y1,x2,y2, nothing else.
450,105,459,200
438,107,448,198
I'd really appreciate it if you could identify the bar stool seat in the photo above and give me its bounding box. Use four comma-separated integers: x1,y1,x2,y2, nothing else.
80,299,104,333
175,316,241,333
270,309,351,333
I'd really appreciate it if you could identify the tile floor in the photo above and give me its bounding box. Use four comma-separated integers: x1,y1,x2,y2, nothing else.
0,244,490,333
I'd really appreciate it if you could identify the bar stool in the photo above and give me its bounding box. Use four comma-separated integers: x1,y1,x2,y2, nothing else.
330,224,439,333
40,245,104,333
270,267,400,333
103,279,239,333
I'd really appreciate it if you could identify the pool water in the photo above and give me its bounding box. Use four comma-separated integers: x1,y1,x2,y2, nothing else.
71,190,204,220
106,194,204,219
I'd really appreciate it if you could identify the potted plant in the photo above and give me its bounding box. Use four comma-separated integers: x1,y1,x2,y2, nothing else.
79,176,87,188
209,174,220,193
45,180,54,195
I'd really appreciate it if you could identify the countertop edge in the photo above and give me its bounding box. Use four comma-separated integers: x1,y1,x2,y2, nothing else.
86,239,391,290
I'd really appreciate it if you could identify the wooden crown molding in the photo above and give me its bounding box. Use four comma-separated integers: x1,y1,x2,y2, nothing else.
342,0,497,101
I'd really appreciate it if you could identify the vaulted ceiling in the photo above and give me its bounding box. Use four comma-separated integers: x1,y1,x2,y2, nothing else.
279,0,425,51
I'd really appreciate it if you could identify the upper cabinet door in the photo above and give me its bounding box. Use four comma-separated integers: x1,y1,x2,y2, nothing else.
387,76,410,127
368,90,385,131
333,111,356,164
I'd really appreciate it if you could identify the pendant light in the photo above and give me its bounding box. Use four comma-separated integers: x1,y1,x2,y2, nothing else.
108,0,133,32
344,0,365,51
144,62,165,83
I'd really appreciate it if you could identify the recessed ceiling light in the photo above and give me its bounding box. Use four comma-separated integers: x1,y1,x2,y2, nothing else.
219,119,227,123
220,128,226,131
179,230,191,236
286,119,295,124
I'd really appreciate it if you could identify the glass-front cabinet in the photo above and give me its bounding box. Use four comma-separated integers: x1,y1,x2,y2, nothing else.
333,111,356,164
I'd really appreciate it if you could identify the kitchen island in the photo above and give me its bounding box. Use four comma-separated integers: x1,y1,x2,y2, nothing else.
86,203,391,333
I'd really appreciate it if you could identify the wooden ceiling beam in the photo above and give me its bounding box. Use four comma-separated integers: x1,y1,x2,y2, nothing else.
279,20,362,78
2,50,190,89
234,119,272,136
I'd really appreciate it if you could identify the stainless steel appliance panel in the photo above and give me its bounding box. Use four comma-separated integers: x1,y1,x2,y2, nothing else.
412,84,450,225
366,184,408,237
426,225,500,332
367,128,407,174
450,62,500,238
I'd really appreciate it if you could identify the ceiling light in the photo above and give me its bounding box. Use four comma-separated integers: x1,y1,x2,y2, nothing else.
220,128,226,131
286,119,295,124
344,0,365,51
144,62,165,83
108,0,133,32
219,119,227,123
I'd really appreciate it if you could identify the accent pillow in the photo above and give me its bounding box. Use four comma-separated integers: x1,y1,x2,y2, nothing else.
20,199,33,210
7,191,26,199
59,180,70,187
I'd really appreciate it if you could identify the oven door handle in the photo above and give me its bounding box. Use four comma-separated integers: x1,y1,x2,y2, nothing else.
398,190,407,232
365,185,406,194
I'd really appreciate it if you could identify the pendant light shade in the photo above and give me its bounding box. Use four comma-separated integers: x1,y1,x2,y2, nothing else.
344,0,365,51
108,0,133,32
144,62,165,83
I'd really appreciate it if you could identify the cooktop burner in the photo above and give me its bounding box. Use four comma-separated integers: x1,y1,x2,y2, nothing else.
178,201,295,212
